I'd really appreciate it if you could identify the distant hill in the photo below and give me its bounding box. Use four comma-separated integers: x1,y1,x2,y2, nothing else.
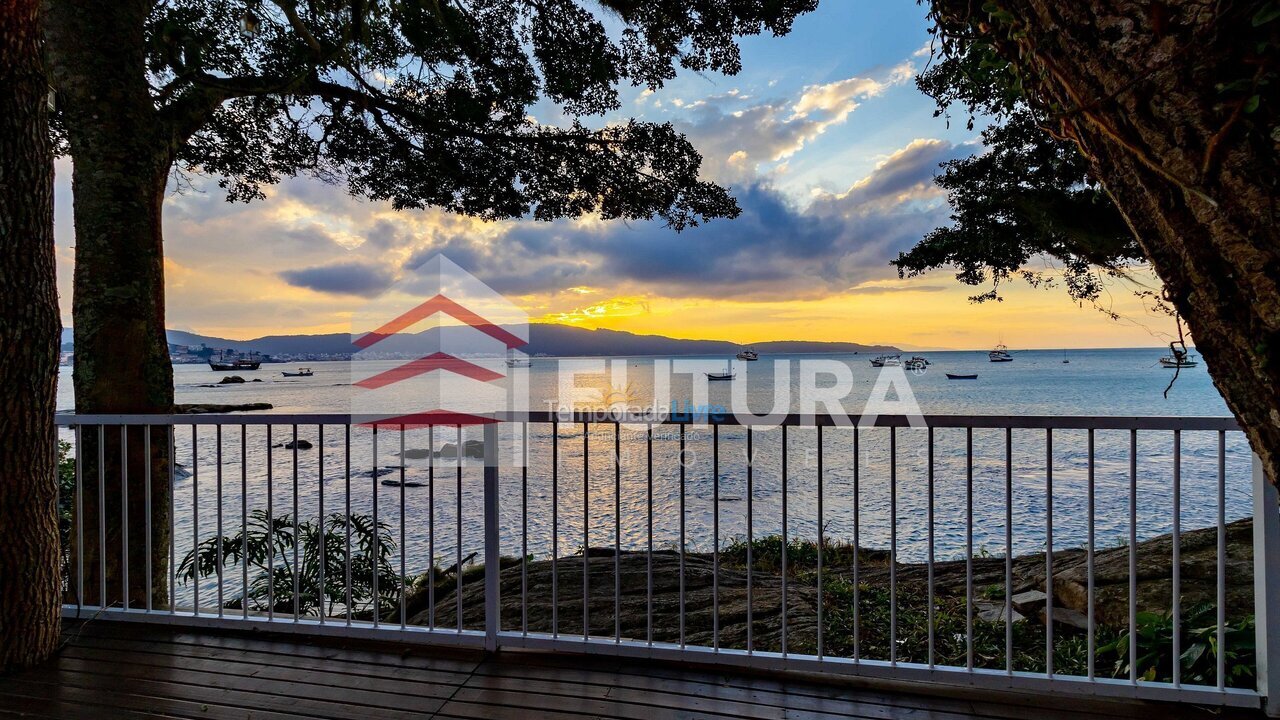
61,324,898,357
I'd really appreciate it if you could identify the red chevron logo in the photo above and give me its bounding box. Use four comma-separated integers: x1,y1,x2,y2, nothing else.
353,293,526,350
357,410,498,428
354,352,503,390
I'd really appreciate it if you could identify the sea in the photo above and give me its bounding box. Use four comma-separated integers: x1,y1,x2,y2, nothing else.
56,348,1254,607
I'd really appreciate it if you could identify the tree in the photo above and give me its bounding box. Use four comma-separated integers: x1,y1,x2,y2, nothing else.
0,0,62,670
903,1,1280,484
43,0,818,606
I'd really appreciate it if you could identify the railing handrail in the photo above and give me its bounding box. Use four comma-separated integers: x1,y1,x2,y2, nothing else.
54,411,1242,431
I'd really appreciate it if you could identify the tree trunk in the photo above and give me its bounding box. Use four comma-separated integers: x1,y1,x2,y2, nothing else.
45,0,173,609
0,0,63,670
935,1,1280,484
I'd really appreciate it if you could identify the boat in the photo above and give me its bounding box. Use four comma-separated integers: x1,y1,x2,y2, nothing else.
1160,341,1198,368
946,373,978,380
281,367,313,377
870,354,901,367
988,344,1013,362
209,352,261,371
706,366,736,381
735,348,759,361
1062,349,1070,364
904,356,928,371
505,358,532,368
910,355,931,366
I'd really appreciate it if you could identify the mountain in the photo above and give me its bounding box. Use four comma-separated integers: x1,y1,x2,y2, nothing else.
61,324,898,357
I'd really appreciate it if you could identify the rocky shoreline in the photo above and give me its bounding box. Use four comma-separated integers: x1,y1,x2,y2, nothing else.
405,518,1254,651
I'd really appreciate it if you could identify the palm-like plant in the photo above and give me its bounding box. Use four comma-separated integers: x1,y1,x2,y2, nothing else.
179,511,402,619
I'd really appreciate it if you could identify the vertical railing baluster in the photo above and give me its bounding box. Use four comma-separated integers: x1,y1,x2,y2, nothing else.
1129,429,1138,683
1045,427,1053,677
344,424,352,626
713,423,720,652
192,425,199,615
98,425,105,609
646,422,653,645
889,425,897,664
816,423,823,660
679,422,686,648
552,418,559,638
781,423,788,656
400,424,407,629
75,424,83,611
292,424,299,622
927,426,936,666
318,425,324,625
746,426,754,653
267,425,274,620
241,425,248,621
853,425,860,663
483,420,500,652
455,424,463,633
1087,428,1096,680
168,425,176,614
121,426,129,611
967,426,975,672
144,425,152,612
522,422,529,636
427,424,434,629
583,420,590,639
1217,430,1226,690
1172,429,1182,687
372,424,379,627
216,425,223,616
1005,427,1013,673
614,421,621,643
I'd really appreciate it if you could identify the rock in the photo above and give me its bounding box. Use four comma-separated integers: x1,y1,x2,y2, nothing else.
272,439,313,450
1040,606,1091,631
399,448,433,460
1011,590,1047,613
976,602,1025,623
218,375,246,384
252,378,263,382
177,402,273,414
434,439,485,459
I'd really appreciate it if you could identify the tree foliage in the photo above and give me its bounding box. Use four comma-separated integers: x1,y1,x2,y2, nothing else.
893,21,1143,303
179,510,402,617
63,0,817,229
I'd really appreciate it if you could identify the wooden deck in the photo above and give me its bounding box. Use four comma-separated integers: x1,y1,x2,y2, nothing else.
0,621,1263,719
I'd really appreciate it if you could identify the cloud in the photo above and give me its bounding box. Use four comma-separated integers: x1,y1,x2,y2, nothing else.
677,62,916,182
278,261,396,297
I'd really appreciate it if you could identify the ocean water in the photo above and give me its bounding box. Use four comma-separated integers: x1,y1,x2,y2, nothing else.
56,348,1254,608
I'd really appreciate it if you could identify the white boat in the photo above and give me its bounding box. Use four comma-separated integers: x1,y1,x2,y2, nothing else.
505,358,531,368
281,367,313,377
736,348,759,361
904,356,929,370
989,344,1013,362
870,354,901,367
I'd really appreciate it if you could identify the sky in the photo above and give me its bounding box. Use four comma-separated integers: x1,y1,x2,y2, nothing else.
52,1,1180,350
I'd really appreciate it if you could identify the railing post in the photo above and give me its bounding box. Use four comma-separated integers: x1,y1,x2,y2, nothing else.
483,420,501,652
1253,453,1280,716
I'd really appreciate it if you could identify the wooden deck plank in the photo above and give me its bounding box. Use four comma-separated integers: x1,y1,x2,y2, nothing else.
0,622,1259,720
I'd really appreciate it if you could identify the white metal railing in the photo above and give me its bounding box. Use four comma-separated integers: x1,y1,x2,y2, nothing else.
53,412,1280,714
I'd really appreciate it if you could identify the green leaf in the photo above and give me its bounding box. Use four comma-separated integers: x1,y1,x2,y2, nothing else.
1244,95,1261,114
1252,2,1280,26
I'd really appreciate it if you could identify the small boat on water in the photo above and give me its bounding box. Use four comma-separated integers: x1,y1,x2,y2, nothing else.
1160,341,1198,368
870,354,901,367
946,373,978,380
735,348,759,361
209,352,261,371
281,367,313,377
706,365,736,381
505,358,532,368
988,344,1013,362
904,356,928,371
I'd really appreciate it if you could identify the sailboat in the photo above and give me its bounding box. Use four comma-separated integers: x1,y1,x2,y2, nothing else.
1062,349,1070,364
